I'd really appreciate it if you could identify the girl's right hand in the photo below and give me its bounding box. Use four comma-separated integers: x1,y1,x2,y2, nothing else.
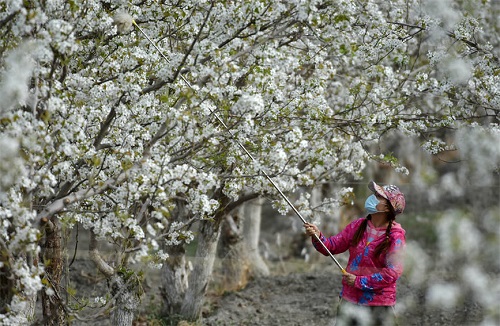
303,222,320,237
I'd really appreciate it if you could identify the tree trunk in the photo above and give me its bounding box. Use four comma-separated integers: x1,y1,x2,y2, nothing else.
219,210,246,291
160,244,190,317
25,252,38,322
0,253,37,321
160,198,191,319
242,198,269,277
89,230,140,326
304,186,324,263
111,274,139,326
219,198,269,292
41,217,66,325
180,218,222,321
0,251,15,315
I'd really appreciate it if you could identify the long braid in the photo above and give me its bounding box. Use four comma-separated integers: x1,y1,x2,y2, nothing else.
374,207,396,257
351,216,370,247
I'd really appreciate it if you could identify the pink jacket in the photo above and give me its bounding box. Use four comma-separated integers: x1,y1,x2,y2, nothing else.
312,217,406,306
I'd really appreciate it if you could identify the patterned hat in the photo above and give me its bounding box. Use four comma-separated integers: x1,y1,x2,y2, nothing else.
368,181,406,215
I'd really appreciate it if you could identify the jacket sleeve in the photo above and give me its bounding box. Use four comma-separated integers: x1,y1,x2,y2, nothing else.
353,232,406,291
311,219,360,256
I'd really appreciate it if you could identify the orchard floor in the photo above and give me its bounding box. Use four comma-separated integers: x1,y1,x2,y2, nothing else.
128,260,484,326
200,263,484,326
55,223,492,326
61,258,488,326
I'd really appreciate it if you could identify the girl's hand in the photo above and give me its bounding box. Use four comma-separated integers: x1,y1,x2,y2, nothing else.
303,222,320,237
343,272,356,286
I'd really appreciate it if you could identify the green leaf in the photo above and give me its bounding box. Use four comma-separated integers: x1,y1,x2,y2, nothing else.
334,14,349,24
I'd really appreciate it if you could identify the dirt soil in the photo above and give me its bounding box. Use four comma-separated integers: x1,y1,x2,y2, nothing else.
201,213,485,326
64,259,485,326
61,219,487,326
201,266,484,326
203,268,341,326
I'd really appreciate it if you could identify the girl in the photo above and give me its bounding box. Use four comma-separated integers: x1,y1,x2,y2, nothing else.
304,181,406,326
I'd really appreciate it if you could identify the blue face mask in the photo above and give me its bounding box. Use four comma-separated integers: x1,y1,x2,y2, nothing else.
364,194,380,214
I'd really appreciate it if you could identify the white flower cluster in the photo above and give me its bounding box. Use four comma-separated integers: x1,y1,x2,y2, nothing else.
187,190,220,218
0,0,498,321
0,42,38,113
421,138,452,155
94,296,107,306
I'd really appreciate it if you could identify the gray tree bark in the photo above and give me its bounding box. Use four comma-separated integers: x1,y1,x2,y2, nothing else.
219,198,269,292
89,231,140,326
160,244,190,317
180,218,222,321
160,193,255,321
160,198,191,318
0,252,37,323
242,198,269,277
219,210,246,291
111,274,139,326
41,217,66,325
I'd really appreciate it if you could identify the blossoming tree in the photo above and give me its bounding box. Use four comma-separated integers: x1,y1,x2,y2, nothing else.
0,0,498,324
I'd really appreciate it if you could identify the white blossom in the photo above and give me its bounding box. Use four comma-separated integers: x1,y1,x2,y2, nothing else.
1,0,498,321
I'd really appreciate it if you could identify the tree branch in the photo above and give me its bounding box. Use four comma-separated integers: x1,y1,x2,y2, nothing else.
89,230,115,277
171,2,214,83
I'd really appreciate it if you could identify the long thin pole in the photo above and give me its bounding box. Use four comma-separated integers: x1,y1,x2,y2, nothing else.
132,21,346,274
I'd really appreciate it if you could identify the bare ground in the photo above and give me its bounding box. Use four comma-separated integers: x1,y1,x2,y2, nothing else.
201,264,485,326
60,228,489,326
58,252,488,326
46,212,492,326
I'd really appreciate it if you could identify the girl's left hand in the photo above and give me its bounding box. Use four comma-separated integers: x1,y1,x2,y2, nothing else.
343,272,356,286
303,222,320,237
